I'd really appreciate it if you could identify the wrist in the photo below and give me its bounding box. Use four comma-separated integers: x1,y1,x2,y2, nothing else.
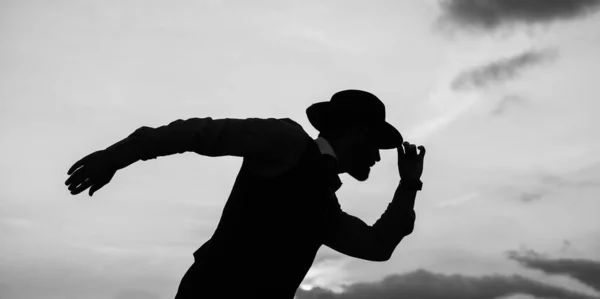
104,138,140,170
399,178,423,191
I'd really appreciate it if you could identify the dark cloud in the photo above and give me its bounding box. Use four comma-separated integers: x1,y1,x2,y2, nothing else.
437,0,600,32
508,250,600,293
295,268,597,299
451,49,557,90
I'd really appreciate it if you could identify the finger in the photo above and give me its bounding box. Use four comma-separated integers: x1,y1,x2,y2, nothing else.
397,143,405,156
71,178,93,195
404,142,417,156
89,183,104,197
70,178,90,194
89,184,98,196
66,167,86,186
418,145,426,158
68,155,88,175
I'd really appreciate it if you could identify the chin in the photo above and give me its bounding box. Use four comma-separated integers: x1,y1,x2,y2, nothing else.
348,166,370,182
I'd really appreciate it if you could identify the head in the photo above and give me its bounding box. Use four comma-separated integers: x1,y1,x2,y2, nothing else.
319,123,381,182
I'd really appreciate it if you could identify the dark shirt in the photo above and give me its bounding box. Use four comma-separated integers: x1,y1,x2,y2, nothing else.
111,117,416,298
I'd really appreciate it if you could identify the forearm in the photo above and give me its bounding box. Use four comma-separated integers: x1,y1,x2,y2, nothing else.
103,118,210,170
104,127,148,170
322,181,418,261
371,181,418,259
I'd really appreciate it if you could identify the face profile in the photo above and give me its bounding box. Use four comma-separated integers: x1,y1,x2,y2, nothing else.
343,126,381,182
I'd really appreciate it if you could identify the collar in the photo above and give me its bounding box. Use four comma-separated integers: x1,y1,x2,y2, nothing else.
315,137,338,162
314,137,342,194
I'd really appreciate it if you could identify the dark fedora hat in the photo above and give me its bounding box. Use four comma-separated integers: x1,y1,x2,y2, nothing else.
306,89,403,149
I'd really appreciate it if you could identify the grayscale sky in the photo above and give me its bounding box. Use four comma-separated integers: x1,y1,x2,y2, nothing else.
1,1,600,298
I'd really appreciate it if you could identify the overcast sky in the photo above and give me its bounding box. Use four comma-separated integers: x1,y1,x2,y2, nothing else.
1,1,600,298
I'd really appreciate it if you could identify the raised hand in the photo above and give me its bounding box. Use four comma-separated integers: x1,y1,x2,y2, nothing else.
397,141,425,181
65,150,117,196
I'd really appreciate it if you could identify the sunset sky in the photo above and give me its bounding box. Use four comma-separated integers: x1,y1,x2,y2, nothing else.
1,0,600,298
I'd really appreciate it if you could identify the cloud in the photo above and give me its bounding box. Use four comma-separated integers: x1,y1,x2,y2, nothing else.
295,268,598,299
490,94,528,116
516,163,600,202
437,0,600,32
300,256,354,293
508,250,600,293
518,189,552,203
561,240,573,254
403,89,481,143
451,49,557,91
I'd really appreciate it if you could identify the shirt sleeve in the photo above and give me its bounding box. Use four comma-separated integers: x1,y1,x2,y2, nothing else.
322,186,417,262
124,117,307,164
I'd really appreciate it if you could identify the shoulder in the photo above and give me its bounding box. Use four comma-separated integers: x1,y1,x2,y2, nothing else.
245,117,311,176
261,117,310,163
238,117,304,138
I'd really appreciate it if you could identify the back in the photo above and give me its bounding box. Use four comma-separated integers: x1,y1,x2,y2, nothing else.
175,121,341,298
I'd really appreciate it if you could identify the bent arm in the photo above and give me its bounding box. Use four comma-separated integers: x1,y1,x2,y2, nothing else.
323,183,417,262
104,117,303,170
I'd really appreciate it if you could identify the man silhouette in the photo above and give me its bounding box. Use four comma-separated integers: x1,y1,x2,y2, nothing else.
65,89,426,298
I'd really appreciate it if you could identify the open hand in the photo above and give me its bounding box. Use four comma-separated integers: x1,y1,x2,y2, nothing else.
397,141,425,181
65,150,117,196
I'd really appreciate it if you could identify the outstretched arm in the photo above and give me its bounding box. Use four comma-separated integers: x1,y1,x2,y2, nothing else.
65,117,304,196
104,117,304,170
323,183,417,262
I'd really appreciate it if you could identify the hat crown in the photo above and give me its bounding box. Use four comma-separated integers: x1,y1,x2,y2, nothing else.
330,89,386,125
306,89,402,149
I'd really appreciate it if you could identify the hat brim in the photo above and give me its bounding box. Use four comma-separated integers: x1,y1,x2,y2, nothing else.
373,121,403,149
307,102,403,150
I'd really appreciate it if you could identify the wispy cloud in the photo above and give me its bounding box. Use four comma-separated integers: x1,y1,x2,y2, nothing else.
437,0,600,32
516,163,600,202
451,49,557,91
407,49,555,141
507,249,600,292
295,267,599,299
518,189,552,202
490,94,528,116
436,192,479,208
404,89,481,143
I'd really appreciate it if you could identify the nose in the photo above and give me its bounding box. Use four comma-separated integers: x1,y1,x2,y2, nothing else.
370,148,380,165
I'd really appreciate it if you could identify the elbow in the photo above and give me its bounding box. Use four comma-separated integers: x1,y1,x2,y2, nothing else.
374,246,392,262
359,252,389,262
349,246,390,262
378,254,391,262
373,252,391,262
377,233,412,262
376,238,405,262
